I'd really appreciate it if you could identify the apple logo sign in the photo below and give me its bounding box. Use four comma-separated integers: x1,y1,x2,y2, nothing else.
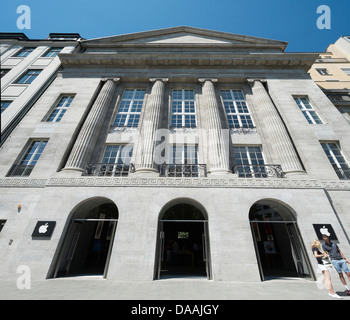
39,223,49,234
32,221,56,239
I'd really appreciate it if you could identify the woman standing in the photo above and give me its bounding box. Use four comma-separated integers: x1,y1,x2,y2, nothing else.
312,239,342,299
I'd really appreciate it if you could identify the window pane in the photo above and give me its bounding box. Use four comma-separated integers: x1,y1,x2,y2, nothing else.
221,90,254,129
171,89,196,127
112,89,145,127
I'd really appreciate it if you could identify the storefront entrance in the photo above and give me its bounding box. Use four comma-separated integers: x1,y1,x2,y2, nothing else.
249,200,314,281
155,202,211,279
51,198,118,278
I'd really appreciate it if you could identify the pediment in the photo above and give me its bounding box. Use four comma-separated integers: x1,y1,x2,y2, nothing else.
82,26,288,51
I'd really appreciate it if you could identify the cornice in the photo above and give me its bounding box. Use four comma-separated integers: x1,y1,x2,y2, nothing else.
59,52,319,71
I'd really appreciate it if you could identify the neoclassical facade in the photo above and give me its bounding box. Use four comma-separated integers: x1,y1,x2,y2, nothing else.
0,27,350,282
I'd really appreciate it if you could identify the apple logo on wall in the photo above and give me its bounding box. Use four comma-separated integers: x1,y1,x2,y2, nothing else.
32,221,56,239
312,224,337,241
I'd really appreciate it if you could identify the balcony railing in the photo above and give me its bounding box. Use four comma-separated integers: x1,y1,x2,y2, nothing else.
84,163,134,177
7,164,34,177
159,164,207,177
232,164,285,178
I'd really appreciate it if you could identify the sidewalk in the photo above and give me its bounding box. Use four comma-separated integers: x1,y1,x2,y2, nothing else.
0,276,349,300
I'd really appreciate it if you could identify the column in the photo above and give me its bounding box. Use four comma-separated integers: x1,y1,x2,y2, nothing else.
199,78,231,174
135,78,168,173
248,79,305,175
63,78,119,172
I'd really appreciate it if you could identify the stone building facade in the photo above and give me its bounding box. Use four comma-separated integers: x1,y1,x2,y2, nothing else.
0,27,349,283
0,32,83,145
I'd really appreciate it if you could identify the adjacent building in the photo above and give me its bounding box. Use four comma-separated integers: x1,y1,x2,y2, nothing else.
0,32,83,145
309,36,350,123
0,27,349,283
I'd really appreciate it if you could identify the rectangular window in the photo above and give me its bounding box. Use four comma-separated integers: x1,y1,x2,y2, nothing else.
233,146,266,178
0,69,10,78
341,68,350,75
294,97,323,124
316,68,330,75
0,220,6,232
46,95,74,122
164,145,199,177
221,89,254,129
1,101,12,113
15,70,41,84
102,144,133,164
169,145,198,165
112,89,145,127
321,142,350,180
43,48,63,57
170,89,196,127
7,140,48,177
14,47,35,57
90,144,133,176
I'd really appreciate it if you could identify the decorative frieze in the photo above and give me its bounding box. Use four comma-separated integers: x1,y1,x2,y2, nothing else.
1,176,350,190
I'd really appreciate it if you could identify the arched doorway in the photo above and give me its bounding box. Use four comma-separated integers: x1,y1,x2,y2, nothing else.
155,199,211,279
249,199,314,280
51,197,118,278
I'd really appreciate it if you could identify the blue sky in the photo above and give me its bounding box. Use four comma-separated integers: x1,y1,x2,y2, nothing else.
0,0,349,52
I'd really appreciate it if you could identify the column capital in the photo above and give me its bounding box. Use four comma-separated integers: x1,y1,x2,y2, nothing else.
198,78,218,84
247,78,266,86
102,77,120,83
149,78,169,83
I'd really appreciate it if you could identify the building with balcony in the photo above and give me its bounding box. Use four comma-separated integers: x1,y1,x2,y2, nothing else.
309,36,350,123
0,32,83,145
0,27,349,283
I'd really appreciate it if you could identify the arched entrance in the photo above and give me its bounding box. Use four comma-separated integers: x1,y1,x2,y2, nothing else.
51,197,118,278
155,199,211,279
249,199,314,280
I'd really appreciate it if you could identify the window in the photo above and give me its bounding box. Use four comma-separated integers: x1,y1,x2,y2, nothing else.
170,89,196,127
14,47,35,57
0,69,10,78
112,89,145,127
91,144,133,176
321,142,350,180
1,101,12,113
0,220,6,232
43,48,63,57
46,95,74,122
169,145,198,165
316,68,330,75
7,140,48,176
102,144,133,164
164,145,199,177
294,97,323,124
15,70,41,84
233,146,266,178
341,68,350,76
221,89,254,129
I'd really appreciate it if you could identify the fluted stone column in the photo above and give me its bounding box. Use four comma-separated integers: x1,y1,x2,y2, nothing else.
199,78,231,174
63,78,119,172
248,79,305,175
135,78,168,174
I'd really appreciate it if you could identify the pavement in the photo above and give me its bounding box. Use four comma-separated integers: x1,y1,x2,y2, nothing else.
0,275,349,301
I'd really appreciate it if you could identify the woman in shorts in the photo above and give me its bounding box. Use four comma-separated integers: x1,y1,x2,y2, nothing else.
312,239,342,299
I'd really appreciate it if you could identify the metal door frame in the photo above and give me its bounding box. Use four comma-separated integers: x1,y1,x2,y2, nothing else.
250,220,315,280
156,219,211,280
53,218,118,278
